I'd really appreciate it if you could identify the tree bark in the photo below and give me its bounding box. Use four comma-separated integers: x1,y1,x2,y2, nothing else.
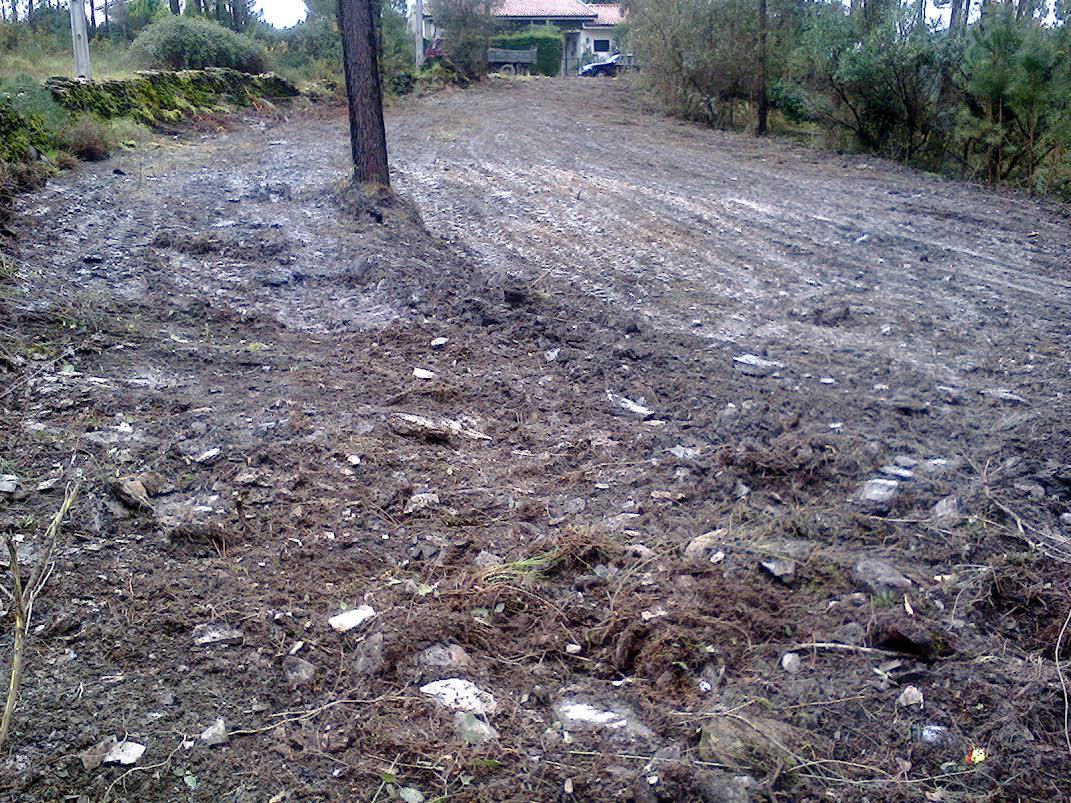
756,0,768,136
338,0,391,186
90,0,96,33
169,0,179,14
949,0,964,33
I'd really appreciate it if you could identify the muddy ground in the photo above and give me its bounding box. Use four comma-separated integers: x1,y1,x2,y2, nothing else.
1,78,1071,801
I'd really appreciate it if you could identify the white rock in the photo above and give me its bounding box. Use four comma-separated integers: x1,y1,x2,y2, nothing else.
0,475,17,493
880,465,914,480
606,390,653,418
857,478,899,512
413,368,435,380
733,354,783,377
897,685,924,708
404,493,440,514
684,530,725,561
781,652,801,674
932,495,960,523
328,605,376,633
430,337,449,349
192,623,244,647
200,718,229,746
420,678,497,715
103,740,146,765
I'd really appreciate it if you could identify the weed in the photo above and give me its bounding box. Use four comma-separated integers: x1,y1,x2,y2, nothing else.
872,590,898,608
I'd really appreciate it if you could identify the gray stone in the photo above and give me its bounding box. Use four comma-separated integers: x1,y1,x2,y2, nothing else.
781,652,801,674
1061,513,1071,527
282,655,317,687
200,718,229,746
856,479,899,513
192,623,244,647
831,621,866,646
352,631,385,676
554,699,654,740
893,456,919,468
880,465,914,480
733,354,783,377
685,530,725,562
981,388,1026,404
0,475,17,493
695,772,757,803
854,558,911,593
474,550,503,569
932,495,960,524
418,643,472,672
454,712,499,746
761,558,796,582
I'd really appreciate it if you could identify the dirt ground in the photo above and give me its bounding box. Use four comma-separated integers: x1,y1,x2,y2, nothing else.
1,77,1071,802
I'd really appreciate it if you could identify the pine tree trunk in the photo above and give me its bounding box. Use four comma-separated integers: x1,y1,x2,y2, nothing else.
338,0,391,186
89,0,96,33
949,0,964,34
169,0,179,13
756,0,768,136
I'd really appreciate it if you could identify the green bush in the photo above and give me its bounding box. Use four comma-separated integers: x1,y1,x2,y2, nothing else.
490,26,562,77
129,17,270,74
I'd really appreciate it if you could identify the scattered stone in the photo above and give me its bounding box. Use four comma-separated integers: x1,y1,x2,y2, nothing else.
421,678,497,715
554,699,653,739
0,475,16,493
474,550,503,569
102,739,146,766
917,458,954,476
352,631,385,676
761,557,796,582
200,718,229,746
627,543,655,561
981,388,1026,405
606,390,654,418
413,367,435,380
699,714,814,768
854,558,912,593
192,447,221,464
694,771,757,803
894,456,919,468
781,652,801,674
685,530,725,562
454,712,499,746
565,643,582,655
418,643,472,672
430,337,449,349
80,738,117,770
115,476,151,508
1061,513,1071,527
936,385,963,404
389,413,490,442
669,445,702,460
897,686,924,708
831,621,866,646
192,623,244,647
880,465,914,480
398,787,426,803
819,377,836,385
916,724,951,745
404,493,440,514
932,495,960,524
283,655,317,687
856,478,899,514
328,605,376,633
732,354,783,377
1014,481,1046,501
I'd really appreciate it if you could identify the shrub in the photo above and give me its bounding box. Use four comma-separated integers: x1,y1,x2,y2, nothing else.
129,17,270,74
61,116,114,161
490,26,562,77
429,0,493,80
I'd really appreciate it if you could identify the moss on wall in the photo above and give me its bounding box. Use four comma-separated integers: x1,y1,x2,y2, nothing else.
0,97,54,163
44,68,299,127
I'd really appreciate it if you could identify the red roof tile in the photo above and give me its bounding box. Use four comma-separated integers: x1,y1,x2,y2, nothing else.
493,0,596,18
585,3,624,25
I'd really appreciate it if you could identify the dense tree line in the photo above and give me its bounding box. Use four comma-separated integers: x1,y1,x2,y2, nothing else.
0,0,254,39
622,0,1071,196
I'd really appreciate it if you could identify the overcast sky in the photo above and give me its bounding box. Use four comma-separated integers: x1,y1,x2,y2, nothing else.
254,0,308,27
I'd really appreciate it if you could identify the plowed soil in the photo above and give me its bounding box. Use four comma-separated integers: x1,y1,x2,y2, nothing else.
1,78,1071,802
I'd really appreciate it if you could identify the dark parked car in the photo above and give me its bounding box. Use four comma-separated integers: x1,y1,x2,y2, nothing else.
579,53,622,77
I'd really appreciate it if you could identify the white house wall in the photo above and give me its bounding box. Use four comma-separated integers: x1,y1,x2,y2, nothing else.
578,28,616,58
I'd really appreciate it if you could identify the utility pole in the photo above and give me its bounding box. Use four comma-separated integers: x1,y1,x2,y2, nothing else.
70,0,93,80
414,0,425,69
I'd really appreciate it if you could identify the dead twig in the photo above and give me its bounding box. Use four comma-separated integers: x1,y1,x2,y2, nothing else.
0,481,79,749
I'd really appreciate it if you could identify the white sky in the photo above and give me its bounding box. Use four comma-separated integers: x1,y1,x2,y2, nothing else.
254,0,308,28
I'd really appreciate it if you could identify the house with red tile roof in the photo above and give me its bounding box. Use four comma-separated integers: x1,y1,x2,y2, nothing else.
414,1,626,76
